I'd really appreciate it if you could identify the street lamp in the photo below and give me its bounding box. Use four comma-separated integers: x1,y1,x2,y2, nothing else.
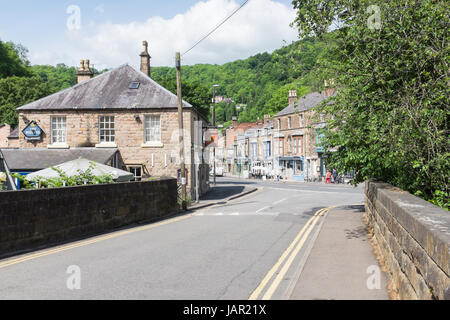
212,84,219,186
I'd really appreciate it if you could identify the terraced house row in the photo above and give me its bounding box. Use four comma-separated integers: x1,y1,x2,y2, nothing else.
216,85,335,182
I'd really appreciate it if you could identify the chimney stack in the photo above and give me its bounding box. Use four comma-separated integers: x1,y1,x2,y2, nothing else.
257,117,263,127
288,90,297,105
232,116,238,128
140,40,151,77
324,79,336,98
77,59,94,84
264,114,271,125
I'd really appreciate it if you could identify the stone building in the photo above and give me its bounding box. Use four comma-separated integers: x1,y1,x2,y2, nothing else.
0,124,19,148
273,87,335,181
1,41,210,197
223,117,262,177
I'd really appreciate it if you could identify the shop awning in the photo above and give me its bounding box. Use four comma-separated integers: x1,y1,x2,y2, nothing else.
278,156,303,161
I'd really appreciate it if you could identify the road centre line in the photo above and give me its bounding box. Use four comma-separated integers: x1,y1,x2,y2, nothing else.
248,207,329,300
0,214,193,270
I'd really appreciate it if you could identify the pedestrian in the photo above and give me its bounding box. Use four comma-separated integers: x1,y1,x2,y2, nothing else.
332,169,338,184
325,170,332,184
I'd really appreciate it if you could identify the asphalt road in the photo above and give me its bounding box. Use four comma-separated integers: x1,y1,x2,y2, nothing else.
0,177,364,300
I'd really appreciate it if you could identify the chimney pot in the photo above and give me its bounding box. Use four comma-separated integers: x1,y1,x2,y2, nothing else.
288,90,297,105
79,60,85,71
77,59,93,84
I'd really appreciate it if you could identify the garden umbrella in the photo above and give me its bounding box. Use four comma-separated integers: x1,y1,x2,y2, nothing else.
25,158,134,182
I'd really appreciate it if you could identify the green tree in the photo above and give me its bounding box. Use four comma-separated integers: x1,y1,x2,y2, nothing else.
0,76,51,127
151,35,332,125
0,40,30,78
292,0,449,208
263,83,309,115
154,76,211,119
30,64,77,92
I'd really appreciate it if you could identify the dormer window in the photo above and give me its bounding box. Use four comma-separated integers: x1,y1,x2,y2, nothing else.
129,82,140,89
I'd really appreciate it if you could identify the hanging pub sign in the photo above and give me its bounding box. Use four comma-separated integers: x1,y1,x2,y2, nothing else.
22,121,43,141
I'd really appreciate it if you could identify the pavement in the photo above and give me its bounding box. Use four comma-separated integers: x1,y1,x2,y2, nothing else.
0,177,389,300
288,205,390,300
195,178,389,300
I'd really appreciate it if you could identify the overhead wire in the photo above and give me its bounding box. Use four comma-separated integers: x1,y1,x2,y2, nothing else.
181,0,250,57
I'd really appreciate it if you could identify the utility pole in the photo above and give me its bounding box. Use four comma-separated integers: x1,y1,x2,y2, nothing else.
212,84,219,186
176,52,187,210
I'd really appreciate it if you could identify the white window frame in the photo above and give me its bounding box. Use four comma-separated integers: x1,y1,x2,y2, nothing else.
264,141,271,158
48,116,69,149
128,166,143,182
98,116,115,143
251,143,257,158
288,117,291,129
142,115,163,147
299,114,304,128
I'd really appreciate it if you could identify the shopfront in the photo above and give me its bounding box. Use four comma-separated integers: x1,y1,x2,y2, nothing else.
277,156,305,181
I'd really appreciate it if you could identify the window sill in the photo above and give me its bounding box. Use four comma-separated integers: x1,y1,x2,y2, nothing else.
141,142,164,148
47,143,70,149
95,143,118,148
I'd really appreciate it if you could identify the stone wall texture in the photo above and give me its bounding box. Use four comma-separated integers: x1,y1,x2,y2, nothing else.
0,178,179,258
365,180,450,300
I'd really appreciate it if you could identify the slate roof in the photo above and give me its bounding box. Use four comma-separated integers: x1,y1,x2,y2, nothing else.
275,91,335,117
17,64,193,111
0,148,118,171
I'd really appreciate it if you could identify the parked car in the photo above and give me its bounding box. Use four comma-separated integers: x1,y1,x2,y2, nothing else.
209,167,224,177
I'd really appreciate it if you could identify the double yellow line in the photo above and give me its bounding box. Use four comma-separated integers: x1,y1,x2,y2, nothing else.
249,207,331,300
0,214,193,270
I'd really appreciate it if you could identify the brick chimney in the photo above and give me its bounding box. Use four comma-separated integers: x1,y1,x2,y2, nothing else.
264,114,271,125
77,59,94,84
140,40,151,77
232,116,238,128
257,118,263,128
288,90,297,105
324,79,336,98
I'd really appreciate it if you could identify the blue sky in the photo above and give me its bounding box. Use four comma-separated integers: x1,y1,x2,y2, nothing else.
0,0,298,68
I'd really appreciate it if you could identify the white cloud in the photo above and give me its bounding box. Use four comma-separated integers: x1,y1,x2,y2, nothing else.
31,0,298,69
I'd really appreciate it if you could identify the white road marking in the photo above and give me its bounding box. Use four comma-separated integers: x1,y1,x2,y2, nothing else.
273,198,288,205
256,206,270,213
